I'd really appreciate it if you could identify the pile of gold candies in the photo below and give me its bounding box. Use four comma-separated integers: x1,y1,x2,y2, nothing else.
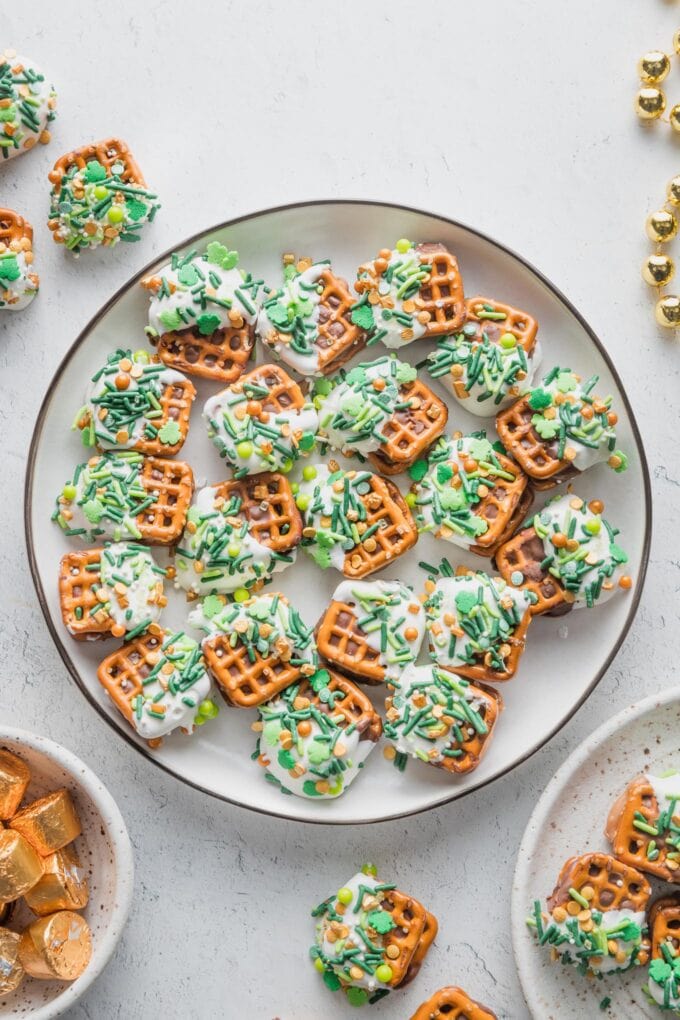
0,748,92,995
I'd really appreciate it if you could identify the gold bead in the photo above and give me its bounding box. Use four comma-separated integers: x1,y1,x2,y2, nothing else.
668,176,680,205
638,50,671,84
655,294,680,327
635,87,666,120
670,106,680,133
642,253,675,287
674,30,680,56
646,208,678,242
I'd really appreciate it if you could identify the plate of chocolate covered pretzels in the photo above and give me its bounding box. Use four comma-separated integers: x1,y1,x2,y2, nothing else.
512,687,680,1019
25,200,651,823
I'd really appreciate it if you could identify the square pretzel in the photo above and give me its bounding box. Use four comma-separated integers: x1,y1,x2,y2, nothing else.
606,775,680,884
368,377,448,475
410,986,498,1020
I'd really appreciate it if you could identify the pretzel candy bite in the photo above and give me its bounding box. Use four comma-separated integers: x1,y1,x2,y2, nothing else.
0,927,24,995
142,244,261,383
0,209,39,311
296,464,417,577
24,844,89,915
190,592,318,709
316,578,426,685
353,238,464,347
425,572,533,683
317,355,448,475
10,789,81,856
0,749,31,819
19,910,92,981
384,664,501,775
528,852,651,978
410,432,533,557
311,867,437,1005
0,831,43,902
427,296,541,416
0,51,56,162
76,348,195,455
59,542,166,641
606,770,680,884
203,363,318,477
496,366,627,489
97,626,216,741
410,986,498,1020
175,475,300,598
54,452,193,546
48,139,159,254
255,667,381,799
257,256,367,376
645,895,680,1013
495,493,632,616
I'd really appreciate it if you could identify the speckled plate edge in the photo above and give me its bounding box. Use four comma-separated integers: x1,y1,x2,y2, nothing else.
510,686,680,1018
23,199,652,825
0,725,134,1019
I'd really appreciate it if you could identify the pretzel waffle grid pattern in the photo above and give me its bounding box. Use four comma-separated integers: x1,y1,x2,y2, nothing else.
369,378,448,475
295,669,382,742
496,397,568,484
211,472,301,553
417,249,465,335
0,209,31,246
59,549,109,639
97,630,164,726
138,457,193,544
203,632,301,709
547,853,651,914
314,270,366,373
465,295,539,355
49,138,146,194
343,476,417,579
608,776,680,883
156,322,254,383
495,526,567,615
316,601,384,684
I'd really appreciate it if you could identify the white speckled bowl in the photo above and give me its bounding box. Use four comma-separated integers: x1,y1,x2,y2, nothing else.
0,727,133,1019
511,687,680,1019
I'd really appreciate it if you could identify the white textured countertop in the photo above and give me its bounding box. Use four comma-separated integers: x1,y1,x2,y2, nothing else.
2,2,677,1017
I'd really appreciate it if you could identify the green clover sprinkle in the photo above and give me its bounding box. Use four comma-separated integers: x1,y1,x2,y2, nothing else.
351,303,375,330
311,547,332,569
528,387,553,411
263,720,282,747
202,594,224,620
0,255,20,282
307,740,331,765
531,414,560,440
556,370,578,393
158,421,181,446
455,591,478,615
267,302,292,329
125,196,148,222
310,668,331,693
205,241,238,270
302,780,323,797
366,909,396,934
649,959,672,984
609,543,628,564
439,487,467,512
158,308,183,331
298,432,316,452
468,436,494,461
346,988,369,1007
322,969,342,992
436,463,454,484
82,499,104,523
408,459,428,482
277,749,296,770
83,160,107,183
178,263,199,286
394,362,417,384
197,313,221,336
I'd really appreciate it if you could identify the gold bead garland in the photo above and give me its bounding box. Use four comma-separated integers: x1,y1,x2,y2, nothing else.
636,40,680,327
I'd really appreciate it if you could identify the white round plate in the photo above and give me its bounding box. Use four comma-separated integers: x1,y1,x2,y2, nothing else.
512,687,680,1019
0,726,133,1019
25,200,651,824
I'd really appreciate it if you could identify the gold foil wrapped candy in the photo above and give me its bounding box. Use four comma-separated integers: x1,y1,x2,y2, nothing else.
19,910,92,981
0,831,43,903
9,789,81,856
0,750,30,820
24,845,89,915
0,927,24,995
